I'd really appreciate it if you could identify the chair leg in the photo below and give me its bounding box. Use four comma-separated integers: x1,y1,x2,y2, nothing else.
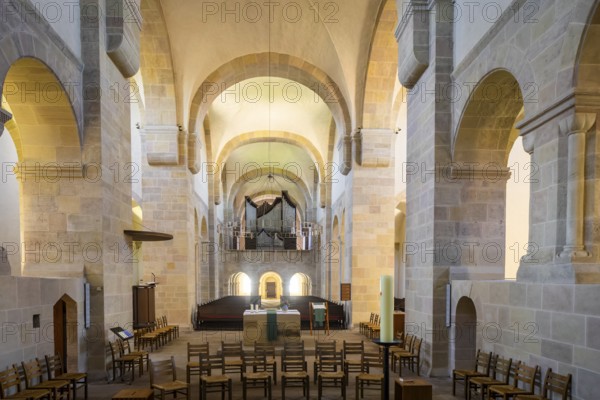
306,378,310,400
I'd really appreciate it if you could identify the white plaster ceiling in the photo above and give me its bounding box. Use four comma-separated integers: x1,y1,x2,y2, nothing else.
224,142,315,205
160,0,383,136
210,77,332,160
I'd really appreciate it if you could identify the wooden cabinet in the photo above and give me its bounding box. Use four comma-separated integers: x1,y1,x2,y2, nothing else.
132,285,155,328
394,311,405,336
394,378,432,400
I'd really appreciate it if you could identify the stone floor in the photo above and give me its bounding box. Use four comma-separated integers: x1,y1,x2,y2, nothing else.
89,328,459,399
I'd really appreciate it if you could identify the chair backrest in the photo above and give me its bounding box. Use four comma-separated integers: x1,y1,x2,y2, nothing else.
282,348,306,372
21,359,45,386
373,314,379,325
361,352,383,372
512,363,539,391
200,353,225,375
318,350,343,372
541,368,572,400
254,342,276,360
474,350,493,375
404,334,414,351
243,351,267,371
45,354,66,379
108,341,120,361
188,342,210,361
221,341,243,358
490,356,512,384
284,340,305,352
315,340,336,355
150,356,177,385
121,339,138,355
343,341,364,358
0,365,24,396
411,338,423,355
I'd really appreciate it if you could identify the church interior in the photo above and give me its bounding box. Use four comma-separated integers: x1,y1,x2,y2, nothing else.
0,0,599,399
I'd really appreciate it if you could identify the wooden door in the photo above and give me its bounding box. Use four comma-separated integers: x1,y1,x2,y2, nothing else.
266,282,276,298
53,300,67,363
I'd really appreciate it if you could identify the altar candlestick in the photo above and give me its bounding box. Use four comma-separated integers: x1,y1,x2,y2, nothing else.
380,275,394,342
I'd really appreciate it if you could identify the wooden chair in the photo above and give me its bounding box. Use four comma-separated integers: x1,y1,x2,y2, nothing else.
241,352,272,400
391,334,414,372
44,354,88,400
313,341,337,383
162,315,180,339
515,369,571,400
342,340,364,385
468,356,513,400
453,350,493,398
254,342,277,385
359,313,374,336
488,363,539,400
0,365,50,399
366,315,380,339
355,352,384,400
316,350,345,400
139,325,162,351
281,348,309,400
397,337,422,376
149,356,189,400
119,339,149,375
20,360,70,400
108,341,141,383
199,354,232,400
186,342,210,384
220,341,244,380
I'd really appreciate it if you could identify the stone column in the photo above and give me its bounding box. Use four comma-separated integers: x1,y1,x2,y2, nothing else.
558,113,596,259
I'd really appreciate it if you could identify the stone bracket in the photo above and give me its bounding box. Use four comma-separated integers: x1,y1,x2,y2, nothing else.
141,126,181,166
395,0,430,89
339,135,352,175
354,129,394,168
188,132,202,174
106,0,142,78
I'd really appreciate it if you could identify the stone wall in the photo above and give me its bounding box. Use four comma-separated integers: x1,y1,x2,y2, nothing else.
0,276,85,371
450,281,600,400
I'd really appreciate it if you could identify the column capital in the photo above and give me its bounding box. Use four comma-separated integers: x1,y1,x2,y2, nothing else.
559,112,596,136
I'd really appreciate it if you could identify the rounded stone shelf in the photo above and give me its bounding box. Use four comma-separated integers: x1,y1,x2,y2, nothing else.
124,230,173,241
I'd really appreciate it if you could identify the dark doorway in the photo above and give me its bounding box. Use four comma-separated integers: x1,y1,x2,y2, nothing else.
53,295,78,371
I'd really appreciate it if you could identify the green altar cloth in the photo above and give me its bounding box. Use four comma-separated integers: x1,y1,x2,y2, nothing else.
267,310,278,341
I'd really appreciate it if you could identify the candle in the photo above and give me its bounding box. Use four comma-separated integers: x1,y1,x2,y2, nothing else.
380,275,394,342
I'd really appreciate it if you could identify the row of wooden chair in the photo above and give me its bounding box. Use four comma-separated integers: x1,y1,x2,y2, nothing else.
0,354,87,400
453,349,572,400
134,316,179,352
390,333,422,376
182,339,386,400
358,313,381,338
107,339,150,383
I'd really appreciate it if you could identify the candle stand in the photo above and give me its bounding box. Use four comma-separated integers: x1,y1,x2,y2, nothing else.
373,339,400,400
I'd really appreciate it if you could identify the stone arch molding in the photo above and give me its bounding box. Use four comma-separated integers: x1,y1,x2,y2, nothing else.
452,63,534,157
216,131,326,179
0,31,84,138
188,53,351,135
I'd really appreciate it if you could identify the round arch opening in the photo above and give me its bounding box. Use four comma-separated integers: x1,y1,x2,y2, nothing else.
289,273,312,296
259,271,283,300
454,296,477,371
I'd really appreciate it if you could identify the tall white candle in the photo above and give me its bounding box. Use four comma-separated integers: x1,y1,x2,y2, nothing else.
380,275,394,342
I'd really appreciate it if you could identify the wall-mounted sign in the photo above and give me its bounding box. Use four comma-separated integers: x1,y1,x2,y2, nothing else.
340,283,351,301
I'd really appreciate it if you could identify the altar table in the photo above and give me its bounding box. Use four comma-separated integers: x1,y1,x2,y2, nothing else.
242,310,301,345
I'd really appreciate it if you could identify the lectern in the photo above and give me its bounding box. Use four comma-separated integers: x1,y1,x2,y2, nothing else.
132,285,155,328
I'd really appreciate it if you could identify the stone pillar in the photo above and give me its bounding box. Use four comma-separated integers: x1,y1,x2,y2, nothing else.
347,129,396,326
558,113,596,259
